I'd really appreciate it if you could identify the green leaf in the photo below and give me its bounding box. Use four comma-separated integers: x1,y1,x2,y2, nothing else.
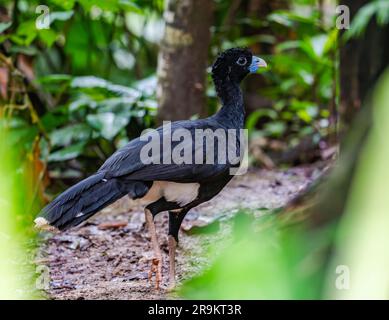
310,34,327,58
276,40,302,53
377,3,389,26
47,0,76,10
267,10,317,28
299,70,314,85
0,22,12,33
0,35,8,44
50,124,92,147
71,76,141,98
69,96,98,111
37,74,72,84
7,126,39,152
9,45,39,55
38,29,58,47
41,112,68,131
246,109,278,133
297,110,312,123
48,142,86,162
323,29,338,54
134,75,157,96
231,35,276,48
264,121,287,138
268,12,294,27
13,20,37,45
119,0,142,13
289,99,317,112
79,0,120,12
50,11,74,22
344,1,389,40
87,112,129,140
0,117,28,129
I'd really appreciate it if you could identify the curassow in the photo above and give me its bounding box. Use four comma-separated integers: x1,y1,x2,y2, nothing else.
35,48,267,289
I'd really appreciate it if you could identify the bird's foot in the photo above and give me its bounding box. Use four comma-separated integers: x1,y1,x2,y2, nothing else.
148,257,162,290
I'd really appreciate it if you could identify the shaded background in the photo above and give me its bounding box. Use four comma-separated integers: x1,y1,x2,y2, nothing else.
1,0,389,299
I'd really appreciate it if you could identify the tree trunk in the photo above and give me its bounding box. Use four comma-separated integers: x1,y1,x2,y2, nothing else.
157,0,213,123
339,0,389,129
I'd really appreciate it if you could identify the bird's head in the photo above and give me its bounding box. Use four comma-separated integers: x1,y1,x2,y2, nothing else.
211,47,267,84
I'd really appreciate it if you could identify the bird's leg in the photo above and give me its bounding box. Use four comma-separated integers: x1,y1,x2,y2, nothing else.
167,210,187,290
167,235,177,291
145,208,162,289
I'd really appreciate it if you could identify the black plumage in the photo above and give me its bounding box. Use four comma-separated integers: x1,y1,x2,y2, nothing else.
35,48,267,289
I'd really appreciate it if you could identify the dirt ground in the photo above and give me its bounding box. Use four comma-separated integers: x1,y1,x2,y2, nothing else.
36,165,322,300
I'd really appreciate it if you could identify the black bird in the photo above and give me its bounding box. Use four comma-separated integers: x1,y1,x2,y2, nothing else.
35,48,267,289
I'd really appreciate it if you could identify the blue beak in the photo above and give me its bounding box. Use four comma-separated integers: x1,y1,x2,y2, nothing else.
249,56,267,73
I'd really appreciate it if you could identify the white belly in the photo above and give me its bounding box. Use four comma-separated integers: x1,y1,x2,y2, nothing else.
140,181,200,207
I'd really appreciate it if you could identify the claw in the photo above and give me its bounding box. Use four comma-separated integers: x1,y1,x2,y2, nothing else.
148,257,162,289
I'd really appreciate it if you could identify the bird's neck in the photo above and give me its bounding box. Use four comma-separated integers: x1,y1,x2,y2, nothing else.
214,79,245,128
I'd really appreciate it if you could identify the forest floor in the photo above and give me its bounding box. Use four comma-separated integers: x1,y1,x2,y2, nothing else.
36,164,323,300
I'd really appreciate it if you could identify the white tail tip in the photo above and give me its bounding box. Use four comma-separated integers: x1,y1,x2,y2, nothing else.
34,217,59,233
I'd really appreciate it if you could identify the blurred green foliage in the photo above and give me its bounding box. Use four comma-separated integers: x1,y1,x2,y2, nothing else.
210,0,338,149
181,211,332,299
1,0,388,300
1,0,339,187
344,0,389,40
328,70,389,299
39,74,157,171
258,23,337,143
1,0,161,184
0,128,42,299
182,71,389,299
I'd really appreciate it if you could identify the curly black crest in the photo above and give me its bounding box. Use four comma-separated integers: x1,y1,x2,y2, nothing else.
211,47,253,84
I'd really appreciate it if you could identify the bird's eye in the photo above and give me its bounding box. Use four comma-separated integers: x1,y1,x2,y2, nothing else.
236,57,247,66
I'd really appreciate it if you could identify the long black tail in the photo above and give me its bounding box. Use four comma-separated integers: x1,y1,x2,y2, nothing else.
36,172,149,231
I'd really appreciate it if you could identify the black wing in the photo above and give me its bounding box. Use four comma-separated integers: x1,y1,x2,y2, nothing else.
99,118,236,183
